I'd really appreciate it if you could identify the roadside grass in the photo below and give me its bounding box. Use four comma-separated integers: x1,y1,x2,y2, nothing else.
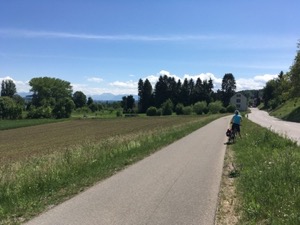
270,97,300,122
232,119,300,224
0,114,221,225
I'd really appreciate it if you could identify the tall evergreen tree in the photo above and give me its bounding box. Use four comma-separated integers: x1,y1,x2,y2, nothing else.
138,79,153,113
221,73,236,107
154,75,169,107
180,78,190,106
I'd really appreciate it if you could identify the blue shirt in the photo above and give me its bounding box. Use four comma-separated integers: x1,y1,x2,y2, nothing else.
232,114,242,125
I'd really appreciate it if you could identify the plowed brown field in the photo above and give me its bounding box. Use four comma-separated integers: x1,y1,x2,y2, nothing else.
0,116,205,164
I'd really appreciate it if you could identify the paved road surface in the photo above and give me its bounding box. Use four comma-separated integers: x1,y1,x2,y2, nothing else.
248,108,300,145
24,117,230,225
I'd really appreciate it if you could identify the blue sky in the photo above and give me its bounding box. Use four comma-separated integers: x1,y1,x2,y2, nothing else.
0,0,299,96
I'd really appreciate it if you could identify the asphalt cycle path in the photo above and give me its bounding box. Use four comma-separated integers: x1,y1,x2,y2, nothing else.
24,116,230,225
248,107,300,145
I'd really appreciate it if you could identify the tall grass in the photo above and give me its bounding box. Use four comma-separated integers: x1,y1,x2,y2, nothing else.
232,119,300,224
0,115,220,225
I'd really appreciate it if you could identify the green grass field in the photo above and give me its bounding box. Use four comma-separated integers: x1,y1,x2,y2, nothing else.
0,114,222,225
232,119,300,224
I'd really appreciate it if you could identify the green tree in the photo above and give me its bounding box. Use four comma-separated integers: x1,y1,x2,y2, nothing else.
0,96,22,119
221,73,236,107
161,99,173,115
29,77,73,107
154,75,169,107
138,79,153,113
263,79,276,108
180,78,190,106
1,79,17,97
290,40,300,97
52,97,75,119
73,91,87,108
121,95,135,113
29,77,74,118
87,97,94,106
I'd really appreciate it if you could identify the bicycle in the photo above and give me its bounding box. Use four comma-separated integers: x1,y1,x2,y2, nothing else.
227,124,238,144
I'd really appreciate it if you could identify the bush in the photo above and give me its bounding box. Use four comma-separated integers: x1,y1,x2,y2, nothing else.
175,103,184,115
203,107,209,114
182,106,193,115
156,108,162,116
220,107,227,113
27,106,52,119
116,109,123,117
162,99,173,116
146,107,157,116
0,96,23,119
208,101,222,114
226,104,236,113
193,101,206,115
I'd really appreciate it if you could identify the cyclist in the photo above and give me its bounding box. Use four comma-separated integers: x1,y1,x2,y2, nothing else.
231,110,242,138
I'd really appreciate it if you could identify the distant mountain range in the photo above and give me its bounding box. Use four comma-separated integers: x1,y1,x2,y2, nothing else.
18,92,138,101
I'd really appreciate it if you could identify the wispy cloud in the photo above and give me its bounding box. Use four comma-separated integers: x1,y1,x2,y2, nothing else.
0,29,229,42
87,77,104,83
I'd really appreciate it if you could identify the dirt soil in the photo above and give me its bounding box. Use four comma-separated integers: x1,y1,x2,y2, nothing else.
0,116,207,164
215,145,240,225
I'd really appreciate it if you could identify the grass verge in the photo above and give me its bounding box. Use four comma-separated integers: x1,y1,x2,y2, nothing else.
0,115,221,225
270,97,300,122
229,119,300,224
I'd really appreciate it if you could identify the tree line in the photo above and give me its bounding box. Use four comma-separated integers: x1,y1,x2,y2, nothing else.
0,72,238,119
262,40,300,109
137,73,237,115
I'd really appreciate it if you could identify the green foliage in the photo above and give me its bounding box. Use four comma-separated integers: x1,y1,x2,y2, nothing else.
0,96,22,119
208,101,222,114
219,107,226,113
121,95,135,113
116,109,123,117
290,41,300,97
226,104,236,113
146,106,158,116
88,102,98,113
161,99,173,115
175,103,184,115
27,106,52,119
139,75,214,112
203,107,209,114
221,73,236,107
156,108,162,116
182,106,193,115
193,101,206,115
28,77,74,119
52,97,75,119
232,119,300,224
138,79,153,113
73,91,87,108
1,79,16,97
